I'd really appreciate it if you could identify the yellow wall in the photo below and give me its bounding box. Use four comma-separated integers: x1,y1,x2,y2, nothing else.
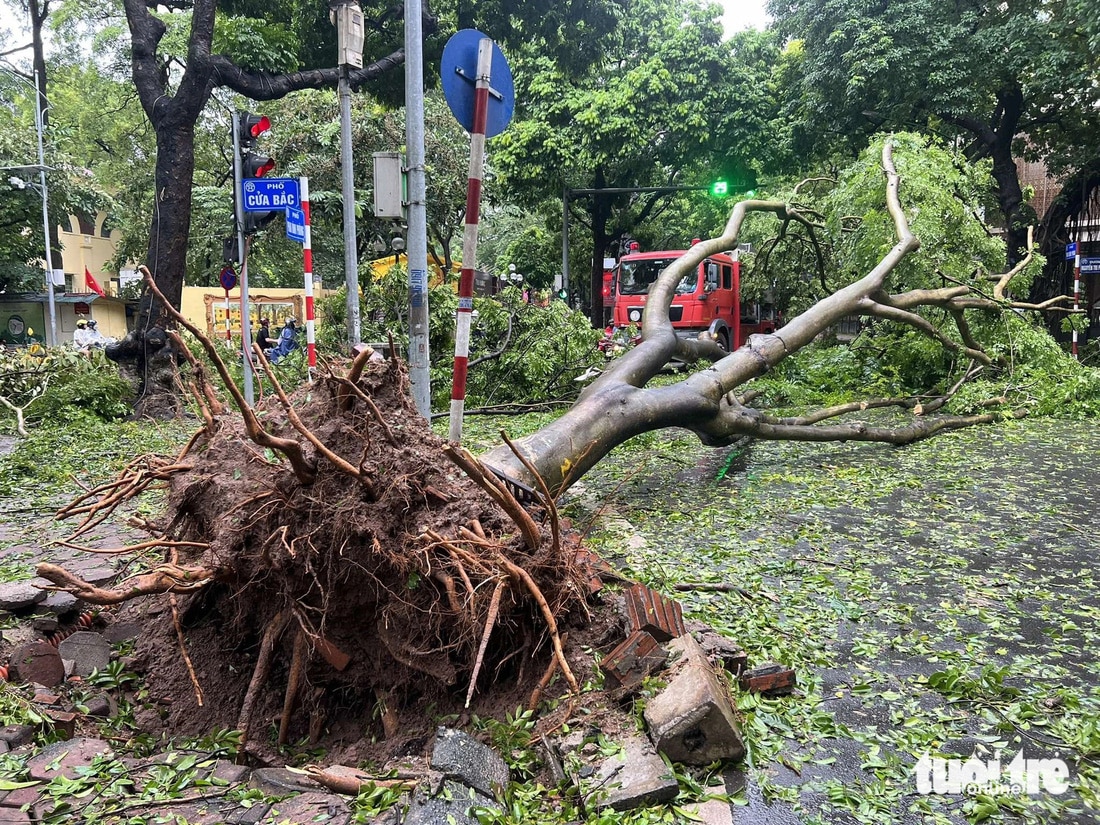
57,212,124,296
181,286,329,340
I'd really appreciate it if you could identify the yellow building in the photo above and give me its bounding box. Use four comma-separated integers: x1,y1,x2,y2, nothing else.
180,286,322,341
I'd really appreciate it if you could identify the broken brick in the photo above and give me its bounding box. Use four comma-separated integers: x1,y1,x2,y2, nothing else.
600,630,668,690
623,584,686,642
739,663,796,696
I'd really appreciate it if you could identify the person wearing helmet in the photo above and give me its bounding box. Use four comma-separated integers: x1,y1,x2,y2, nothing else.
73,318,91,350
269,317,300,364
85,319,108,348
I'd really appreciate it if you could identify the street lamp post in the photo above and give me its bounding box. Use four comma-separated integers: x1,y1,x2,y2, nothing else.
2,65,58,346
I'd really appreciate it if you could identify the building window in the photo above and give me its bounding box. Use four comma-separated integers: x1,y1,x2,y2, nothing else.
76,212,96,236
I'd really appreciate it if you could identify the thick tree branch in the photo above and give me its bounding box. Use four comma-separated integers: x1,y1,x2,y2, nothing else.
210,50,405,99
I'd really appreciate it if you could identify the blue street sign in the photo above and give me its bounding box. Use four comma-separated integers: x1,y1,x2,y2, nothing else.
1066,241,1077,260
441,30,515,138
242,178,300,212
1080,257,1100,275
286,206,306,243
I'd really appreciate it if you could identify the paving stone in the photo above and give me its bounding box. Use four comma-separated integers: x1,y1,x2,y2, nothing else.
63,563,117,586
139,802,226,824
101,622,141,644
684,797,736,824
83,693,114,718
57,631,111,677
0,726,35,748
37,591,80,618
8,641,65,687
643,634,746,766
31,616,58,634
204,759,251,784
0,808,31,824
223,801,272,823
250,767,325,794
260,791,351,824
0,581,46,611
403,780,495,825
0,783,42,810
26,737,113,781
429,727,510,799
584,733,679,811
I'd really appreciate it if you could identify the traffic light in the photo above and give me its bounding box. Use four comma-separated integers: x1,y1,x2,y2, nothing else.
556,288,569,301
234,110,278,236
710,179,729,197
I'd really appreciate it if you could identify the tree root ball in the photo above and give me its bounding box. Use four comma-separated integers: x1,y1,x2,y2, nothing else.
106,356,589,762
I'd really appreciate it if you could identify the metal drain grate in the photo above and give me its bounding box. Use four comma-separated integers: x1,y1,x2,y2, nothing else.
486,466,540,504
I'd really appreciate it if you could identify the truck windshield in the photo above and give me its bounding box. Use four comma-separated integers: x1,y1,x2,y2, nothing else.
619,258,697,296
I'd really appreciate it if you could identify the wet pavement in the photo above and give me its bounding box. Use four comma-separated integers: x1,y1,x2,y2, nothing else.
568,418,1100,824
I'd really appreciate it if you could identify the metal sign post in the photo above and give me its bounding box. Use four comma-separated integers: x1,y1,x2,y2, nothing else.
441,29,515,442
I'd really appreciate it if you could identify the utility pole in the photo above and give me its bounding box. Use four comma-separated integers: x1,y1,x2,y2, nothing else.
331,0,365,350
405,0,431,418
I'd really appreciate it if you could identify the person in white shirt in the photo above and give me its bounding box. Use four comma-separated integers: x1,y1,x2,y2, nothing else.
73,318,91,350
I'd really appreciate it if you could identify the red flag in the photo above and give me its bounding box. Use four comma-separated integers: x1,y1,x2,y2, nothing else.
85,266,106,297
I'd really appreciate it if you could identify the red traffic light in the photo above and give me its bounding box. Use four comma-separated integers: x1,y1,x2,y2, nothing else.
244,154,275,178
247,114,271,139
239,112,271,147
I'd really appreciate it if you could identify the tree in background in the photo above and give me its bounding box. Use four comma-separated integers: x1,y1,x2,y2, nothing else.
496,0,779,327
767,0,1100,289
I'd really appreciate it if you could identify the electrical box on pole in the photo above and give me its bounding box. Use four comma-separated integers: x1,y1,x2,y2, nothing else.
331,2,365,68
373,152,406,219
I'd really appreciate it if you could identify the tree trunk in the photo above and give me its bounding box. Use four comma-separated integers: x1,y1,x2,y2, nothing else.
587,168,612,328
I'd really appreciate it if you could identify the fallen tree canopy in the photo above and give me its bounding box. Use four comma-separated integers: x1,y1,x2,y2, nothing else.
482,134,1080,493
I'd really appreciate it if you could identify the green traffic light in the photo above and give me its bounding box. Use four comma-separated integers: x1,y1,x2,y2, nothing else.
711,180,729,196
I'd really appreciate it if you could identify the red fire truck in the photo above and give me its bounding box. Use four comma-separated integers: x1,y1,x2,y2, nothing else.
606,241,778,352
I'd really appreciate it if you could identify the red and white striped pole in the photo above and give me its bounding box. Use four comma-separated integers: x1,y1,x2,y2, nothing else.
449,37,493,444
1072,244,1081,359
301,176,317,375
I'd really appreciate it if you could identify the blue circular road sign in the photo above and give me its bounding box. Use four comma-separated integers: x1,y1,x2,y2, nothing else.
441,29,515,138
219,266,238,291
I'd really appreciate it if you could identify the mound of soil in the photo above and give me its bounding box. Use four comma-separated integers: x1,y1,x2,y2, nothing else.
53,353,613,765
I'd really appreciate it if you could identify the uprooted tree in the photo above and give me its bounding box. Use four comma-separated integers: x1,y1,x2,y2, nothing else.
34,135,1084,757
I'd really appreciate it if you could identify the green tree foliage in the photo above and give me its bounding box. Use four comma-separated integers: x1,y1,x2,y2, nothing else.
767,0,1100,268
744,133,1100,419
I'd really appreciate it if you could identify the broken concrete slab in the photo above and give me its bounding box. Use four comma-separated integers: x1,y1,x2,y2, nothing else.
643,634,745,766
430,727,510,799
8,640,65,687
57,631,111,677
581,733,679,811
37,591,80,618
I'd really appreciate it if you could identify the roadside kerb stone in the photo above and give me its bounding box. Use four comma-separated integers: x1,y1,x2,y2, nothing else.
8,641,65,687
0,582,46,611
429,727,510,798
643,634,746,766
57,631,111,677
582,733,679,811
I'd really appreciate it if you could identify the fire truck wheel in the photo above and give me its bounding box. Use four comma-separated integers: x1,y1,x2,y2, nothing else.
717,328,731,353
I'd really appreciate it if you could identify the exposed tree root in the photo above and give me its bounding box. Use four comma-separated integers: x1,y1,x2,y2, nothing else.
35,562,214,604
238,611,291,751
